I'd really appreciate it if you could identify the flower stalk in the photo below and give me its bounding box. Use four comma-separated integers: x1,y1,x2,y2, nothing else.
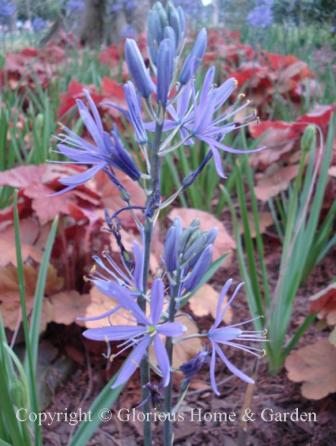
139,120,164,446
52,3,268,445
163,268,182,446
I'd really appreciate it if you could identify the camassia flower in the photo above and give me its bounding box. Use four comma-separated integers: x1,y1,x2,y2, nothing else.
207,280,266,395
55,90,140,193
159,67,263,177
78,241,145,326
83,279,186,388
247,2,273,29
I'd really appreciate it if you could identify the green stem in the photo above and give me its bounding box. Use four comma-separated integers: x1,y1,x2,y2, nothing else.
163,271,182,446
139,121,164,446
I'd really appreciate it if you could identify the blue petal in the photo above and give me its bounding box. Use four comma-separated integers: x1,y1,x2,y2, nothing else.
209,327,242,343
211,146,226,179
158,322,186,337
132,241,144,292
84,89,104,134
57,144,100,164
214,78,237,111
213,279,233,328
83,325,144,341
76,99,105,150
206,137,265,155
210,342,220,395
112,337,150,388
214,281,244,329
78,305,121,322
214,343,254,384
59,162,105,186
154,335,170,387
95,280,150,326
150,278,164,325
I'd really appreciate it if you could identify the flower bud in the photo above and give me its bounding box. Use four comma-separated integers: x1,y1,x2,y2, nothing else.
125,39,154,98
157,38,175,107
124,81,147,144
154,1,168,28
301,124,316,154
167,3,183,50
179,28,207,85
183,245,213,291
164,25,176,51
180,351,209,382
147,1,185,66
183,228,217,269
164,219,182,272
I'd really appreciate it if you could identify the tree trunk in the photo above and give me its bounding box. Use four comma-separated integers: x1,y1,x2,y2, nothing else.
80,0,106,47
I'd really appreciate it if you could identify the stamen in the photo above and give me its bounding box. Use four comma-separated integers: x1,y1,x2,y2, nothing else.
224,341,265,358
228,315,264,328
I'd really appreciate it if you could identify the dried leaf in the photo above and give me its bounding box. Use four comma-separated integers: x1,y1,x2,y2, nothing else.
240,212,274,238
171,315,203,368
249,121,298,169
329,166,336,178
255,164,298,201
82,286,127,328
168,208,235,261
285,338,336,400
329,327,336,347
0,218,42,266
310,283,336,327
189,284,233,324
0,264,63,330
49,291,91,326
95,170,146,212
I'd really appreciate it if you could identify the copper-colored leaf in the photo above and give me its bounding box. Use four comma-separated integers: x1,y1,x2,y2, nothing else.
189,284,233,324
0,264,63,330
240,212,274,238
310,283,336,327
285,338,336,400
95,170,146,212
0,218,42,266
329,327,336,347
255,164,298,201
82,286,127,328
329,166,336,178
49,291,91,326
171,315,203,368
249,122,298,169
168,208,235,261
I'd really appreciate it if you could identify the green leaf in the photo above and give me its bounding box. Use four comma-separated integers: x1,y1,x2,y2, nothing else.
13,192,42,446
27,217,58,374
69,378,124,446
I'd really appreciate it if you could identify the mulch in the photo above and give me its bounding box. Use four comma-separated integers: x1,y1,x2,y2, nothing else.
43,244,336,446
